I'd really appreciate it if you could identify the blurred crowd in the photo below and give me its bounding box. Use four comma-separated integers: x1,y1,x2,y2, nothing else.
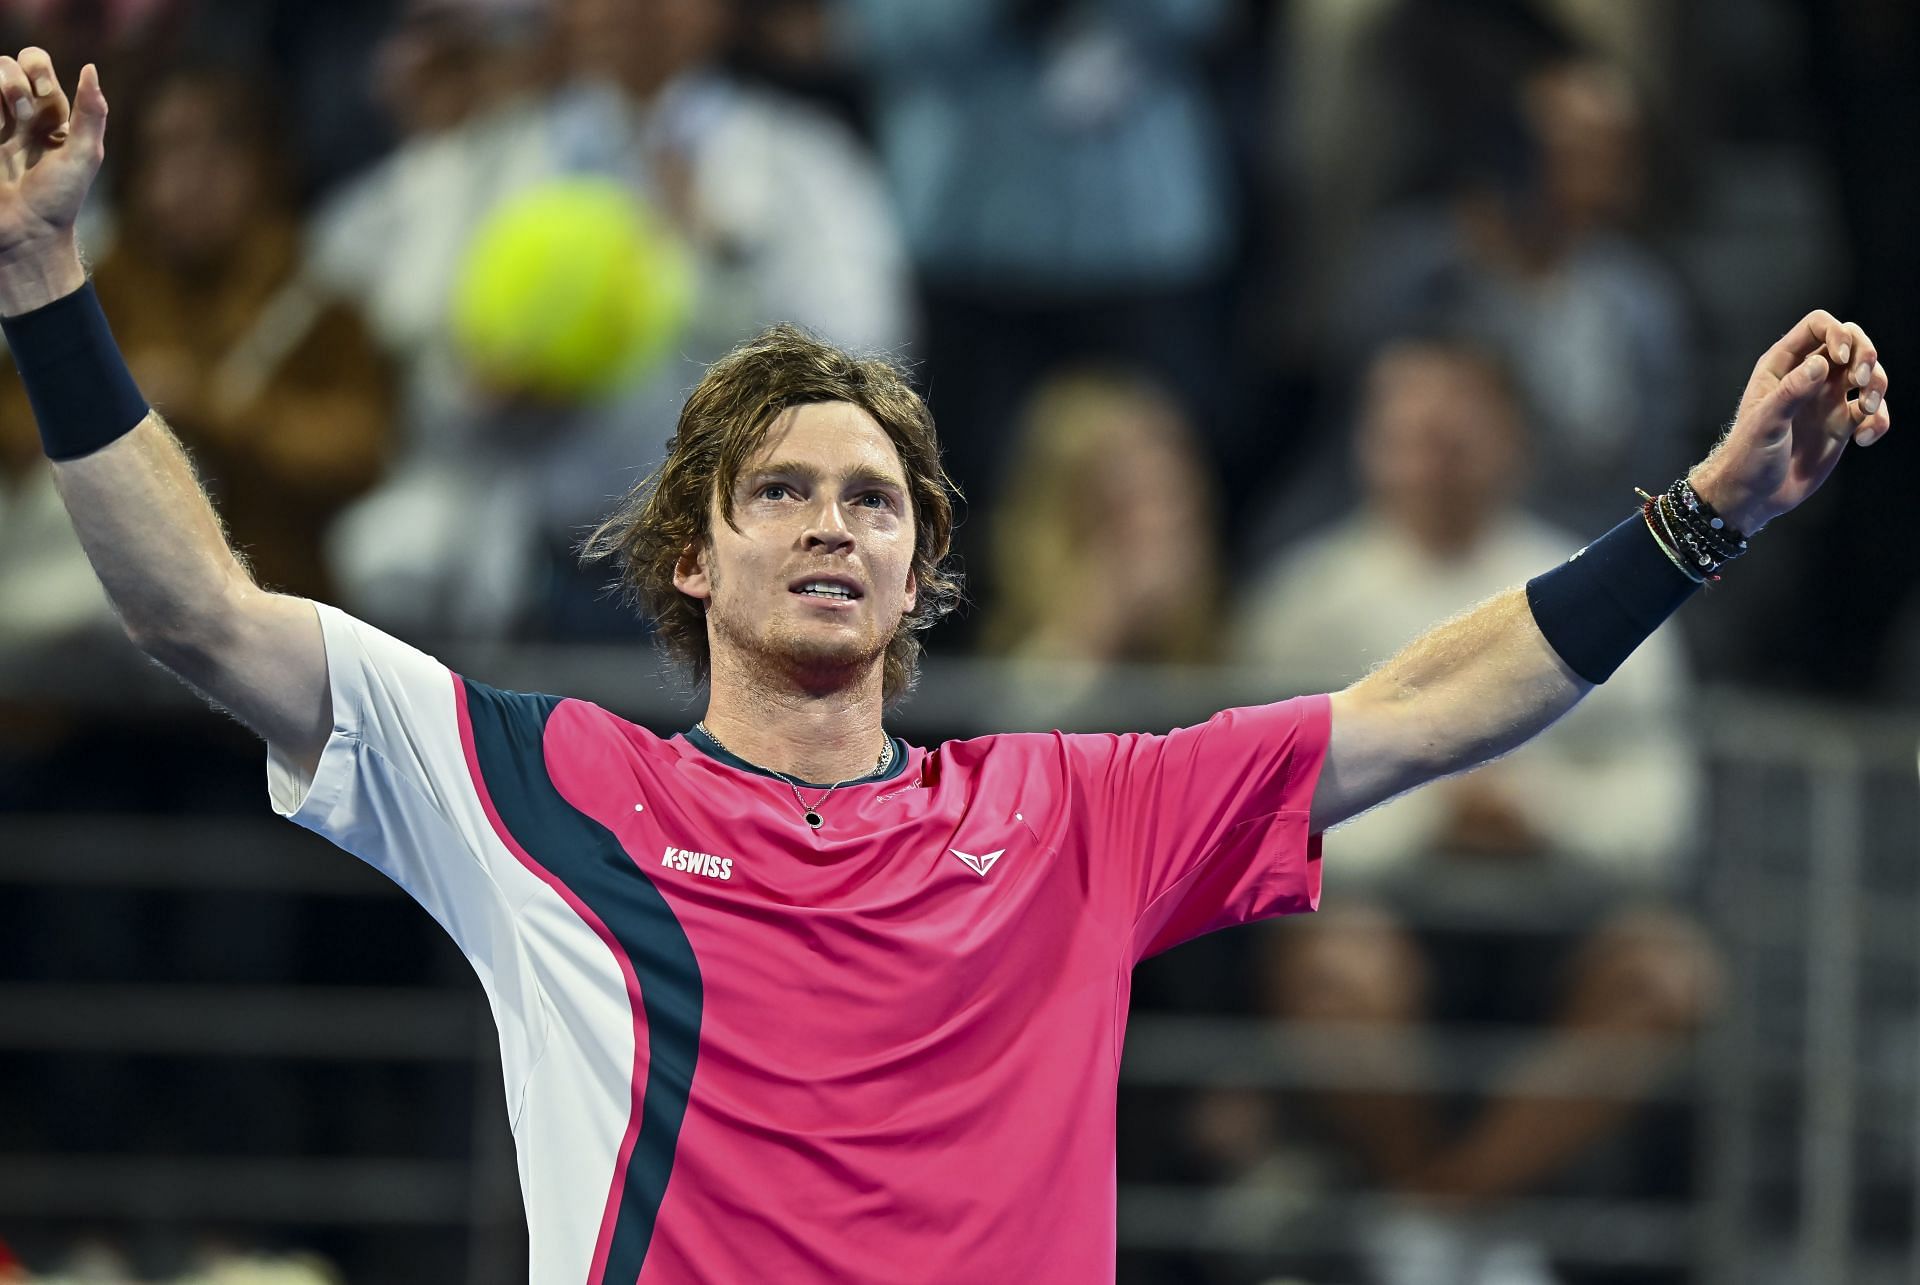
1,0,1909,678
0,0,1911,1282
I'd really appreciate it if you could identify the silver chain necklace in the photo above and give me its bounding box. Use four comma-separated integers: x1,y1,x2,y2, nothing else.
695,721,894,830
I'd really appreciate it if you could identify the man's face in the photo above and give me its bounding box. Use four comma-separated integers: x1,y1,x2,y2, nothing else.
674,402,919,689
1358,346,1522,553
135,85,264,267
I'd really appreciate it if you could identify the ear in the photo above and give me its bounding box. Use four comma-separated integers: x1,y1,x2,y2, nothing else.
672,540,712,604
903,565,918,616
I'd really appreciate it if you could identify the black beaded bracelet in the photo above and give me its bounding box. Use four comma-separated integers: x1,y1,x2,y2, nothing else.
1,281,149,461
1667,478,1748,560
1637,481,1748,582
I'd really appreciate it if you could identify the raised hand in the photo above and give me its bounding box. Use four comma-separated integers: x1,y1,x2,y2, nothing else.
1691,311,1892,534
0,51,106,311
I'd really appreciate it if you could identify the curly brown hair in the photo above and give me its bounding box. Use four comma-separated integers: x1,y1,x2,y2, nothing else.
581,324,963,703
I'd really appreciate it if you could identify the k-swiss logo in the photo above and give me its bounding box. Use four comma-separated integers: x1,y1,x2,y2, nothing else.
950,848,1005,877
662,846,733,881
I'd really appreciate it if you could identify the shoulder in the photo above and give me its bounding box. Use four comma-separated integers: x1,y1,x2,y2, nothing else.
530,694,678,757
934,698,1331,778
925,729,1063,771
464,687,688,808
916,731,1082,802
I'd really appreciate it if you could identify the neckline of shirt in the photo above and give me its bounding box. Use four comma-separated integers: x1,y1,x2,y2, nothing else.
681,725,912,790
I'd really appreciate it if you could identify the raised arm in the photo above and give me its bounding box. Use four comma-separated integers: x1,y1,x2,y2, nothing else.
1311,309,1891,833
0,52,329,775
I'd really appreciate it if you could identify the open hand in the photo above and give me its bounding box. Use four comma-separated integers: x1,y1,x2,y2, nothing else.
0,51,105,270
1691,312,1891,533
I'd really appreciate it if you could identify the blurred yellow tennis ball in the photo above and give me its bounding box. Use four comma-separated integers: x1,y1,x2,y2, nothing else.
452,179,693,401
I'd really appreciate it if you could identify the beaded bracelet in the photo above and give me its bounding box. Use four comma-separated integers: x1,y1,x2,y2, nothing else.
1636,481,1750,583
1640,497,1707,585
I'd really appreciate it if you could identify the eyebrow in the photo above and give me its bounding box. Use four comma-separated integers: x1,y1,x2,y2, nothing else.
741,460,907,493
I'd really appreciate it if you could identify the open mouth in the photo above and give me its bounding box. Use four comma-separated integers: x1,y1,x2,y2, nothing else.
790,578,862,603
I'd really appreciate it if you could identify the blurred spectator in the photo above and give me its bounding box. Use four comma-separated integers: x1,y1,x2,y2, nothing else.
1270,0,1683,342
1225,337,1713,1280
307,0,576,639
314,0,913,639
0,1,196,112
0,1,203,294
978,368,1225,724
847,0,1242,522
983,368,1223,662
545,0,911,353
306,0,556,433
726,0,873,141
1337,55,1695,536
1236,336,1695,876
0,68,394,641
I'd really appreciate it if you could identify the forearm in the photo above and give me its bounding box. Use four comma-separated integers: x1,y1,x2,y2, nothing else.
1315,498,1717,835
1,233,330,762
2,246,256,656
0,233,86,316
51,414,257,658
1349,588,1589,785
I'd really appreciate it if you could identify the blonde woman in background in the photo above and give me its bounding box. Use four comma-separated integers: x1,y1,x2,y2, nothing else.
982,368,1224,681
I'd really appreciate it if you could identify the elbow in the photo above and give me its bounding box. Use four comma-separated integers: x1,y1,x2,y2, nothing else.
124,613,215,676
1330,681,1449,806
1338,674,1496,790
122,572,255,675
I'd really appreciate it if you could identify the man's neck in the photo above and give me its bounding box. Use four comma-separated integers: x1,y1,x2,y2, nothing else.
700,657,890,783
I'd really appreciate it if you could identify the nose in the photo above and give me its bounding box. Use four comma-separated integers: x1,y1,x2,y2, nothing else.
802,499,856,555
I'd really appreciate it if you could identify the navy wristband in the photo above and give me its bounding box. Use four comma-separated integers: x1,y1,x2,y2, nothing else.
1525,513,1701,684
1,281,149,461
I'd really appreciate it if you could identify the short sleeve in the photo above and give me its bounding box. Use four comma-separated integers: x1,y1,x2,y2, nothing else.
265,604,555,1116
1056,695,1331,962
268,604,479,886
265,604,541,993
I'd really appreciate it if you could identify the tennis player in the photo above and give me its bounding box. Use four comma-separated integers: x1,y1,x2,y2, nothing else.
0,51,1893,1284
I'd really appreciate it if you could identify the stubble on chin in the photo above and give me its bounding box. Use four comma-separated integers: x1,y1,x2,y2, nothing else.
709,596,889,691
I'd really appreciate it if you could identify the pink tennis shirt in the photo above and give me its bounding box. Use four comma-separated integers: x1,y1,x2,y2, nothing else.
268,605,1330,1284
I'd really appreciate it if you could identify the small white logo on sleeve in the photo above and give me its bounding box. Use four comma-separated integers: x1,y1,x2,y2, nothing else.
662,846,733,881
950,848,1005,877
